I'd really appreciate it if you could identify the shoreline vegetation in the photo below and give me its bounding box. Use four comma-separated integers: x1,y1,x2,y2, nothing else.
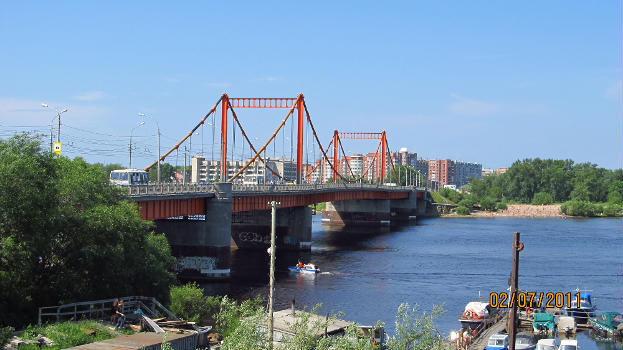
436,157,623,218
0,133,452,350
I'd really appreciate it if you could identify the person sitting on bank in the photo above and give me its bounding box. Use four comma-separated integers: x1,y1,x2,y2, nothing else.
112,299,126,329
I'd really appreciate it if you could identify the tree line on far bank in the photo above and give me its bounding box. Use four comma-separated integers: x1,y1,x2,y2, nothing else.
441,158,622,217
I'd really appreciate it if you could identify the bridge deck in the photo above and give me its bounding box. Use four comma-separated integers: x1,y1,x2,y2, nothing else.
127,183,424,220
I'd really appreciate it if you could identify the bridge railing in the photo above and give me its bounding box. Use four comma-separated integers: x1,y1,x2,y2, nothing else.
127,183,215,196
232,183,416,192
127,182,425,197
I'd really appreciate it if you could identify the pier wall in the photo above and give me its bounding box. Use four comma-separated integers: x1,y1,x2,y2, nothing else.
322,199,391,225
154,183,232,279
389,190,418,222
231,205,312,250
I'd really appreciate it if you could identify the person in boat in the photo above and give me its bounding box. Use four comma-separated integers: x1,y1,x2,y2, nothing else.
297,260,304,268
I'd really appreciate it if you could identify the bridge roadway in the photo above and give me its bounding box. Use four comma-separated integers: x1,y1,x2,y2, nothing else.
126,182,429,279
128,182,423,220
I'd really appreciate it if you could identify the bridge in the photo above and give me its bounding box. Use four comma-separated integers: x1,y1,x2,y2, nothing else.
127,93,431,279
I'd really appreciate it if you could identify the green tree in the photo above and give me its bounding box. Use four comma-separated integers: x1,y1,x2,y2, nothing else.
0,134,175,327
169,282,219,325
386,303,447,350
480,197,497,211
532,192,553,205
148,162,178,182
455,206,470,215
92,162,125,177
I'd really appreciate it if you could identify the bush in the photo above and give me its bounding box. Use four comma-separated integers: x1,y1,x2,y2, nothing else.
455,206,470,215
216,296,264,339
458,198,474,209
169,282,219,325
496,201,508,210
561,200,602,217
439,188,461,203
602,204,623,217
532,192,554,205
480,197,497,211
0,326,14,348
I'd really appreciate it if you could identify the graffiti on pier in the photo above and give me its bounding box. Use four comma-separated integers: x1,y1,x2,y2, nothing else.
238,231,270,244
177,256,217,271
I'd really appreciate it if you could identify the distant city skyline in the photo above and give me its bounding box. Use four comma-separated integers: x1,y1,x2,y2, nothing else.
1,2,621,170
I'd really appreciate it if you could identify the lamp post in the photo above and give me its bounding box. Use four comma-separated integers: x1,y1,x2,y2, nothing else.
138,113,160,182
42,103,68,144
129,122,145,169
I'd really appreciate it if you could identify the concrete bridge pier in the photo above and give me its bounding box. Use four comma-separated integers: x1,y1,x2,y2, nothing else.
154,183,232,279
416,192,431,216
231,205,312,251
390,190,418,222
321,199,391,226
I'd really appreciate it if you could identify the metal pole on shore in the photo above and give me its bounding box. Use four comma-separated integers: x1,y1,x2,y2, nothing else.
267,201,279,349
508,232,523,350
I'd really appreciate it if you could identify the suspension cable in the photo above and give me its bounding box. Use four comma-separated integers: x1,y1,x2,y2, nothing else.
302,101,352,182
144,95,223,171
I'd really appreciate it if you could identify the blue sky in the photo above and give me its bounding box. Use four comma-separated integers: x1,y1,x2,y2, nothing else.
1,1,621,169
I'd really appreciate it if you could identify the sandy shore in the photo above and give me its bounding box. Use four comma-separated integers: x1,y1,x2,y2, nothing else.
443,204,563,218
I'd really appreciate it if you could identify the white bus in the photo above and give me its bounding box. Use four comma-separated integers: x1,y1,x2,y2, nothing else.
109,169,149,186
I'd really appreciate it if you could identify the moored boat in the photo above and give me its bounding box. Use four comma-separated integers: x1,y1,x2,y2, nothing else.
484,333,509,350
558,339,578,350
589,312,623,338
533,312,555,335
515,332,536,350
564,292,596,324
458,301,497,335
535,338,559,350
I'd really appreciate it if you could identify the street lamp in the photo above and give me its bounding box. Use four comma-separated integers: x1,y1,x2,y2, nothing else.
42,103,68,144
138,113,161,182
129,121,145,169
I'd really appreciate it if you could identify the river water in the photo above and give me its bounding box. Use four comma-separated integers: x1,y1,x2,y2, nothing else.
201,216,623,349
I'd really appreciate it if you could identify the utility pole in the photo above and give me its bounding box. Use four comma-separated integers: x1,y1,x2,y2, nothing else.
508,232,523,350
183,146,188,184
267,201,279,349
157,125,161,182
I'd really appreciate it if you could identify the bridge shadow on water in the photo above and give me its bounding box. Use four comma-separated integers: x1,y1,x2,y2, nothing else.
199,218,419,301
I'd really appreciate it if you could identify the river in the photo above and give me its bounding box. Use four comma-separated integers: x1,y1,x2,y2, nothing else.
201,216,623,349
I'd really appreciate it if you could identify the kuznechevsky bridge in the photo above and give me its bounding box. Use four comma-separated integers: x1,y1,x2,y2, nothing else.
126,93,431,279
127,183,429,279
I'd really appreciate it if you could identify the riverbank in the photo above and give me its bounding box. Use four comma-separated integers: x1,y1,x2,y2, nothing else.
442,204,563,217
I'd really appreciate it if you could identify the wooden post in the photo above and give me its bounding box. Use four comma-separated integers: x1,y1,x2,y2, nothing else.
508,232,523,350
267,201,279,349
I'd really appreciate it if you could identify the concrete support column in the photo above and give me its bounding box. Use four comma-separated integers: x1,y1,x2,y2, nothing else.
154,182,232,279
390,190,418,222
321,199,390,226
231,205,312,251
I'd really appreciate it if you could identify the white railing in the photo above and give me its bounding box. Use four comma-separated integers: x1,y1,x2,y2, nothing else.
127,183,215,196
127,182,425,197
232,183,417,193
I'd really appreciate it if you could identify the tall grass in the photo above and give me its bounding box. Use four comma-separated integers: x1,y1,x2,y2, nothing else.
22,320,119,348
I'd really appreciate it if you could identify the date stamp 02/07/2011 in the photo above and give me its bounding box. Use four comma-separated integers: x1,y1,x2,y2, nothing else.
489,292,581,309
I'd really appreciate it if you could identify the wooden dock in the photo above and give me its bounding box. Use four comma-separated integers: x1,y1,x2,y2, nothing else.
467,315,507,350
65,331,196,350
